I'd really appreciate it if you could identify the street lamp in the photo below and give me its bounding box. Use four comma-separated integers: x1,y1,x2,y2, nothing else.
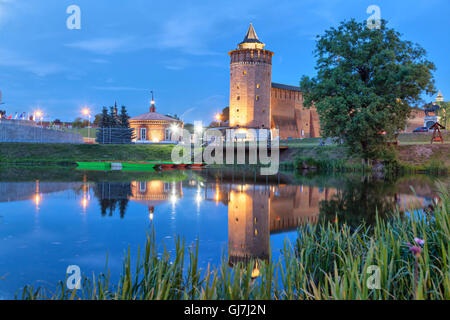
82,107,91,140
215,113,222,126
35,110,43,125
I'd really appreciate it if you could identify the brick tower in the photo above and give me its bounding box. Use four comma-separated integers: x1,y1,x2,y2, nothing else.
229,24,274,129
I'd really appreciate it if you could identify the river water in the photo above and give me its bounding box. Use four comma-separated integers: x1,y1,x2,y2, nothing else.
0,166,447,298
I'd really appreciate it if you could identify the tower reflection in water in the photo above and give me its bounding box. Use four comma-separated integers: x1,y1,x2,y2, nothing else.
85,175,435,268
121,179,335,267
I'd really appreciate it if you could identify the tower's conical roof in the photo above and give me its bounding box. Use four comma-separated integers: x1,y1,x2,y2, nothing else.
436,90,444,102
238,24,265,49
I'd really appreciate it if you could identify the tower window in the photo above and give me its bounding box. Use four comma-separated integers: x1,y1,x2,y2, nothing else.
237,96,240,101
243,71,247,75
256,84,260,89
237,84,240,89
256,96,260,101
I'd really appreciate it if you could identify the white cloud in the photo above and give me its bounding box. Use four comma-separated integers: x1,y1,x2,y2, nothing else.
0,0,15,26
65,37,134,55
0,49,66,76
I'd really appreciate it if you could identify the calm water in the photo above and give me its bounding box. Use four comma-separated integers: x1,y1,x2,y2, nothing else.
0,166,447,298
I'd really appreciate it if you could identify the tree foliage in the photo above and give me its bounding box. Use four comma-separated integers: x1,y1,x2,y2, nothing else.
96,105,135,144
437,101,449,129
300,19,436,162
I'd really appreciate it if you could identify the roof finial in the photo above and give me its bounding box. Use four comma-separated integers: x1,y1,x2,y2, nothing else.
150,90,156,112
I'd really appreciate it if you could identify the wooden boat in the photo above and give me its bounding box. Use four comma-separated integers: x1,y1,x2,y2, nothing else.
157,162,175,168
190,163,205,168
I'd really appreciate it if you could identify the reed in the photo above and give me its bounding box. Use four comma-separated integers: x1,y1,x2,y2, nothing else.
19,183,449,300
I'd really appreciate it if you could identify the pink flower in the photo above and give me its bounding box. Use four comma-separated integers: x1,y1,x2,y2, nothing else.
409,246,422,256
414,238,425,246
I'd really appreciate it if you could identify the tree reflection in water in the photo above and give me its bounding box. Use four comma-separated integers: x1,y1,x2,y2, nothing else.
93,182,132,218
318,177,400,229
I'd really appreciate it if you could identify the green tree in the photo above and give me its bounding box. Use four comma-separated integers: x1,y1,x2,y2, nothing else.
300,19,436,163
72,117,88,128
109,106,120,128
437,101,449,128
119,105,135,142
93,113,102,127
184,123,194,133
96,107,111,143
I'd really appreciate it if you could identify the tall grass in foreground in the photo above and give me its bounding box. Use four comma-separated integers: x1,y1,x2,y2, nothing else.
20,183,449,300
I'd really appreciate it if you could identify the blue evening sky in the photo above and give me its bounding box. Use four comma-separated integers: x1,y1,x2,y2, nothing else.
0,0,448,123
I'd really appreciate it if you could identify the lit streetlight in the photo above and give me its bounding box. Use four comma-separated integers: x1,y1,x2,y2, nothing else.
215,113,222,126
35,110,43,125
82,107,91,141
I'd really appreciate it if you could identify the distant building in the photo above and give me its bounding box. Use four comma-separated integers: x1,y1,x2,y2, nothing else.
129,100,183,143
228,24,320,140
406,91,444,131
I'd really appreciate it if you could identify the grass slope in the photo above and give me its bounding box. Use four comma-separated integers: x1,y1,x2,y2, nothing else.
0,143,174,164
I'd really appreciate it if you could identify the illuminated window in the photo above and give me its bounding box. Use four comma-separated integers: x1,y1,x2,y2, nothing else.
237,84,240,89
237,96,240,101
256,96,260,101
256,84,260,89
243,71,247,75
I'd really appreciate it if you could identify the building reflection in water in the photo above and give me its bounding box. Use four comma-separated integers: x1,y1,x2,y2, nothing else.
0,173,439,268
218,184,335,266
129,180,183,220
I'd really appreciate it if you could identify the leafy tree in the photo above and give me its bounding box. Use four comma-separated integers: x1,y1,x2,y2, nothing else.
72,117,88,128
300,19,436,163
437,101,449,128
99,107,110,127
93,113,102,127
221,106,229,123
184,123,194,133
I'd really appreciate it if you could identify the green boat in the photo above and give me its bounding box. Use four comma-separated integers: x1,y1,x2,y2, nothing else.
76,162,156,171
76,162,111,170
120,162,156,170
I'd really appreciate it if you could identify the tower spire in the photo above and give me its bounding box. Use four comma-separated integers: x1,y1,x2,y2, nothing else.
436,90,444,102
238,23,265,49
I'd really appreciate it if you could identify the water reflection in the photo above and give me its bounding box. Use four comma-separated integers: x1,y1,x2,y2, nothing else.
0,169,445,281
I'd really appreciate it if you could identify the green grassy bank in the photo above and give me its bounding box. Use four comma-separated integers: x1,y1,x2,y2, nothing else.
281,144,450,174
1,140,448,174
19,183,449,300
0,143,174,165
